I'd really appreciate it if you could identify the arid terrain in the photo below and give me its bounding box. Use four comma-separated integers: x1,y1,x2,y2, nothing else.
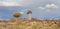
0,18,60,29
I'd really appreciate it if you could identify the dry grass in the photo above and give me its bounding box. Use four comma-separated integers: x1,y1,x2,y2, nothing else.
0,18,60,29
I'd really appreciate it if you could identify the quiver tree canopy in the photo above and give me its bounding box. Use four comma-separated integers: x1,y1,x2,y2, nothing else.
13,12,23,18
27,10,32,14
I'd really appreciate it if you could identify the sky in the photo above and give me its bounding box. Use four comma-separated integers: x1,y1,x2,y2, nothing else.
0,0,60,20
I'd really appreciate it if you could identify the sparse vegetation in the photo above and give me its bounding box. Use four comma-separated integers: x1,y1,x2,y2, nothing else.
0,18,60,29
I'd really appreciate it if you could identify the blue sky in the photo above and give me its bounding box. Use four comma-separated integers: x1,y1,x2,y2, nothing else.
0,0,60,20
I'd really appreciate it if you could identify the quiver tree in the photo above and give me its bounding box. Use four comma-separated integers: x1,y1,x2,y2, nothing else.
13,12,23,18
27,10,32,20
13,12,23,22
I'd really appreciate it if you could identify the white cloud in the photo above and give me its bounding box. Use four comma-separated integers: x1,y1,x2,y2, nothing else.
0,0,34,6
39,4,58,12
39,4,58,9
39,7,45,9
19,12,24,14
45,4,58,9
0,1,20,6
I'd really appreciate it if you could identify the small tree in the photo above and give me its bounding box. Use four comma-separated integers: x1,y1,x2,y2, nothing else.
27,10,32,20
13,12,23,18
13,12,23,22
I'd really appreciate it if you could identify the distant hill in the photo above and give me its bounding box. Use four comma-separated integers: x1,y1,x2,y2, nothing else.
0,18,60,29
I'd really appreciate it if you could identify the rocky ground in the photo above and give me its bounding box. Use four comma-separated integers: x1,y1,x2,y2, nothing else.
0,18,60,29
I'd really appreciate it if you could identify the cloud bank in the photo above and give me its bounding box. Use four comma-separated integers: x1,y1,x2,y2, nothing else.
0,0,34,6
39,4,58,12
45,4,58,9
39,4,58,9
